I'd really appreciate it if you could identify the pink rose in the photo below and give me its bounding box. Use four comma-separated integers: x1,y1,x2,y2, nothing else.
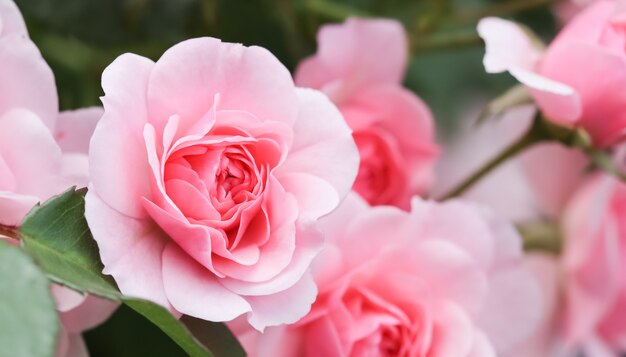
231,194,543,356
295,18,439,209
0,2,115,355
511,175,626,356
479,1,626,147
559,174,626,354
85,37,359,330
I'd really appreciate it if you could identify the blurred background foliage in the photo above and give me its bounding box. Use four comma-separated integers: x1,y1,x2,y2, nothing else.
14,0,557,355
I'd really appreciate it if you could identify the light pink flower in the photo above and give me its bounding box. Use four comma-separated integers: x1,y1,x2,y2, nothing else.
85,37,359,330
479,1,626,147
231,193,543,356
558,174,626,354
0,1,115,355
295,18,439,209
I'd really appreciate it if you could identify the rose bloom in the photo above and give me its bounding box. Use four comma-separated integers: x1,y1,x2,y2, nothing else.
0,1,116,356
230,193,543,356
295,18,439,209
85,37,359,330
559,174,626,354
479,1,626,147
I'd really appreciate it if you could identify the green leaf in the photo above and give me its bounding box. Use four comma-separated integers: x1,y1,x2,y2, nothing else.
20,188,245,357
20,187,119,300
182,316,246,357
0,240,58,357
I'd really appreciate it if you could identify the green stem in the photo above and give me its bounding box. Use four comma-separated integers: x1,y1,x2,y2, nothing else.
0,224,19,241
439,116,548,200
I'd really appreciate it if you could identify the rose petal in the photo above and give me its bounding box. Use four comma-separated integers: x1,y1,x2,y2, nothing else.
277,88,359,202
162,243,251,321
60,295,119,333
295,18,406,100
85,189,172,309
0,191,38,226
91,53,155,218
147,37,298,137
0,36,57,130
0,0,27,37
0,109,65,199
54,107,103,154
246,272,317,331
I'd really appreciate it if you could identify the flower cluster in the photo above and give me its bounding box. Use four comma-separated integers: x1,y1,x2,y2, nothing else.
2,0,626,356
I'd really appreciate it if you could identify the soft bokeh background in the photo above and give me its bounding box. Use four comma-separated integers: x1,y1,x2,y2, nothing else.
14,0,557,355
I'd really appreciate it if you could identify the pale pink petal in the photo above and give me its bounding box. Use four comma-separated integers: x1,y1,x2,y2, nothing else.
402,240,488,314
51,285,86,313
84,189,172,309
279,173,339,223
277,88,359,202
429,302,476,357
477,264,544,354
90,53,154,218
245,272,317,331
60,153,89,188
161,243,251,322
0,191,38,226
477,17,541,74
0,36,57,130
54,107,103,154
147,37,298,136
295,18,407,100
505,254,565,357
60,295,118,333
0,0,27,37
467,331,497,357
411,199,496,271
0,109,65,199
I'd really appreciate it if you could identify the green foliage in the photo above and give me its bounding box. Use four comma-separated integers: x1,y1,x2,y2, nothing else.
0,241,58,357
19,188,245,357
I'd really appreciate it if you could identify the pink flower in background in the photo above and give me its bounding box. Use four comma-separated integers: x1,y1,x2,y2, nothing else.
85,37,359,330
554,0,598,25
479,1,626,147
0,1,116,355
559,174,626,354
232,194,543,356
295,18,439,209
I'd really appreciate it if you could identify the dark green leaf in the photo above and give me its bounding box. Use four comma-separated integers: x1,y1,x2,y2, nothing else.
0,241,58,357
182,316,246,357
19,188,245,357
20,187,120,300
